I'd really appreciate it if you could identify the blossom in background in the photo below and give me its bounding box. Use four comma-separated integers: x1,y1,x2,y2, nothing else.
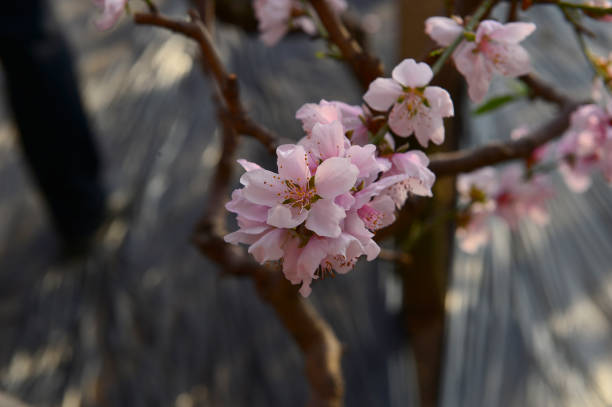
363,59,454,147
557,104,612,192
455,167,497,253
425,17,536,103
455,164,553,253
226,104,436,296
495,164,554,228
253,0,347,46
93,0,128,30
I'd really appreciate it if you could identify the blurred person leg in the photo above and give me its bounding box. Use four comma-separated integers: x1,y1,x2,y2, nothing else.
0,0,106,249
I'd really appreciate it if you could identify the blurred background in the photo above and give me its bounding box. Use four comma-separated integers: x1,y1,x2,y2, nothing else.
0,0,612,406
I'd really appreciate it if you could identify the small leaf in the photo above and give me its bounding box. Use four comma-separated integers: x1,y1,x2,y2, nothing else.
429,48,445,57
472,94,523,115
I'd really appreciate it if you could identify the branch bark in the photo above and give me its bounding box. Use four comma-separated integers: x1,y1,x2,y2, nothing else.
308,0,383,88
133,11,278,154
429,102,579,176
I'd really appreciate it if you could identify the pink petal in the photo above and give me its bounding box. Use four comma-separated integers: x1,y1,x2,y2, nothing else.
424,86,454,117
295,100,341,133
486,43,532,78
241,169,283,207
388,101,415,137
363,78,403,111
94,0,127,31
310,121,348,159
488,22,536,44
267,204,309,229
315,157,358,199
425,17,463,47
305,199,346,237
414,112,445,147
277,144,310,183
237,159,262,172
225,190,269,222
475,20,504,43
454,43,492,103
248,229,286,263
391,58,433,88
297,239,329,296
346,144,380,179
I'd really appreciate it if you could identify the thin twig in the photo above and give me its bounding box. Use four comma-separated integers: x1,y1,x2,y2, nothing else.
133,11,278,154
307,0,383,88
429,102,579,176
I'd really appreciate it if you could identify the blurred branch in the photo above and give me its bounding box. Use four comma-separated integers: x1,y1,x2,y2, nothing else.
133,11,278,154
429,102,579,176
308,0,383,88
521,74,571,105
379,248,413,266
192,232,345,407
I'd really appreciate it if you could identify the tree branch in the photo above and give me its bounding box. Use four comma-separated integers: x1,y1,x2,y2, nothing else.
307,0,383,88
133,11,278,154
522,74,571,105
429,102,579,176
192,231,345,407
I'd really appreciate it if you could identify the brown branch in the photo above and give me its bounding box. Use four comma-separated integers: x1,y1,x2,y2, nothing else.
379,248,413,266
521,74,571,105
192,231,345,406
429,102,579,176
308,0,383,88
133,11,278,154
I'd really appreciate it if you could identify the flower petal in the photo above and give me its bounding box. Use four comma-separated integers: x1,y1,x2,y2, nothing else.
241,169,283,206
363,78,403,111
425,17,463,47
391,58,433,88
424,86,454,117
315,157,359,199
310,121,348,160
267,204,309,229
277,144,310,183
488,22,535,44
248,229,286,263
305,199,346,237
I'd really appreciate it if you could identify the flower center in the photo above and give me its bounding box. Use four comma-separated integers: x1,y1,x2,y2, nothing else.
358,204,384,231
281,177,320,211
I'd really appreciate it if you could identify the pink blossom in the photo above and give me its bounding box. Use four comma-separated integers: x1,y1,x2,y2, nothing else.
93,0,128,31
241,143,358,238
455,165,553,252
254,0,346,46
295,100,371,145
494,165,554,228
456,208,491,254
281,228,374,296
363,59,454,147
455,167,497,252
557,104,610,192
379,150,436,208
425,17,536,103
